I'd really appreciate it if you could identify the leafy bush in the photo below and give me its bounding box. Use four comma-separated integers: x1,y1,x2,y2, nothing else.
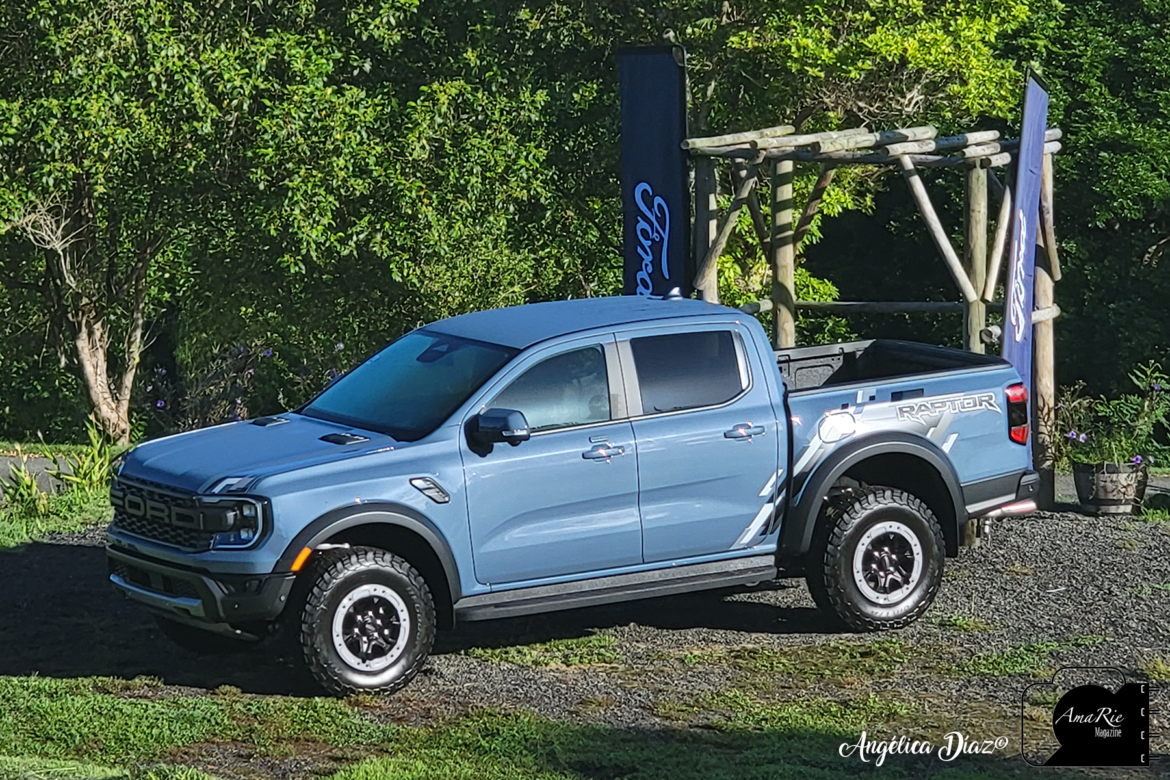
47,419,117,492
1,446,50,517
1056,362,1170,467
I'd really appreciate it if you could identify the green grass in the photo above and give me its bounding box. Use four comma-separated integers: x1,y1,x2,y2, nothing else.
0,681,1103,780
1141,656,1170,682
0,486,111,550
955,636,1111,677
0,676,396,766
463,633,620,667
679,639,907,682
0,441,94,458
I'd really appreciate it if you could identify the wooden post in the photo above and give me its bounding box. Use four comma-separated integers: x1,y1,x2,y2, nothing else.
983,173,1013,301
1033,153,1058,510
693,157,718,302
771,160,796,348
963,165,988,353
897,156,979,303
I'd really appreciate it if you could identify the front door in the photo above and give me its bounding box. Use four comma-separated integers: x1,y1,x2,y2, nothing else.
461,339,642,586
621,326,784,563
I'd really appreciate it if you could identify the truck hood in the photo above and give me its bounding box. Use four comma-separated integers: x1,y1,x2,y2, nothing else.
118,414,397,494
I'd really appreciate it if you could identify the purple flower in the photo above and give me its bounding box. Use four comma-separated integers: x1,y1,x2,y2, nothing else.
326,368,337,379
155,400,165,408
1067,430,1078,440
245,368,254,377
335,342,344,351
1079,433,1087,443
158,368,166,376
263,349,272,358
146,385,152,392
1155,383,1163,391
234,397,242,405
1133,455,1143,464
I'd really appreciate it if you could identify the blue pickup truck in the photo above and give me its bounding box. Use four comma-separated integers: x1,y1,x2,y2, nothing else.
107,297,1039,695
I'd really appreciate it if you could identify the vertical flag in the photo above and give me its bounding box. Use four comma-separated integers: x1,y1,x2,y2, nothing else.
1003,71,1049,457
619,46,690,297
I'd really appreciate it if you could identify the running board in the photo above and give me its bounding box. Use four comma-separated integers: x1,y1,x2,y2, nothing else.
453,555,777,622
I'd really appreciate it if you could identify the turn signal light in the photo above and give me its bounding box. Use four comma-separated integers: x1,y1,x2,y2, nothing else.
1005,383,1029,445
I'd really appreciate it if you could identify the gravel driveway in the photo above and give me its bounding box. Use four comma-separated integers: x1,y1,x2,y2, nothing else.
2,511,1167,775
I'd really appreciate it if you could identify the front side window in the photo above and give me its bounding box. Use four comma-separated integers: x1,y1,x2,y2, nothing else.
300,331,517,441
629,330,745,413
489,345,610,432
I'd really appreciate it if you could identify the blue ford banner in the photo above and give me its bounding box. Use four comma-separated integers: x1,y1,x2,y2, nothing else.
1003,72,1049,457
619,46,690,297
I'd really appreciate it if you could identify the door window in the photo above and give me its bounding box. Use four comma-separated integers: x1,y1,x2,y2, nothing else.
629,331,745,414
489,345,610,431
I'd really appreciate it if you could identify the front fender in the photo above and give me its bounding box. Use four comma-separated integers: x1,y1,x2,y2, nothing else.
779,432,967,561
275,502,462,602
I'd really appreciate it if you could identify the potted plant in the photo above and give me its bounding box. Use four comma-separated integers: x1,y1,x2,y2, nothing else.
1056,362,1169,514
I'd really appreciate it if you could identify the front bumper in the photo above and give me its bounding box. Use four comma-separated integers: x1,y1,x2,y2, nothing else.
106,545,296,629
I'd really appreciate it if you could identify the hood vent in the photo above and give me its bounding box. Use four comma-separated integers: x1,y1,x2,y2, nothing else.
320,432,369,445
252,416,290,427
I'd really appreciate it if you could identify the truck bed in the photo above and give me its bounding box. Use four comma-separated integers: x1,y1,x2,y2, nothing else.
776,339,1004,393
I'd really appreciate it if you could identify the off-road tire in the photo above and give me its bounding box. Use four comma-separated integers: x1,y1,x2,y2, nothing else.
299,546,435,696
155,615,258,654
806,487,944,632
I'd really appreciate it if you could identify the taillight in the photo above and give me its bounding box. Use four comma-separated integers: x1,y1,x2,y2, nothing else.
1005,383,1029,445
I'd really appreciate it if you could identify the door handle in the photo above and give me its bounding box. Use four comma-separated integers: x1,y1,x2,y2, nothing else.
724,423,765,440
582,443,625,460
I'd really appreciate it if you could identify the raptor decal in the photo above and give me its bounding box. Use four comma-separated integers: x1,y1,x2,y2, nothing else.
896,392,1001,425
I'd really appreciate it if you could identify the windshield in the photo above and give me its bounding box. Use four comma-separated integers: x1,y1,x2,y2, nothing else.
300,331,517,441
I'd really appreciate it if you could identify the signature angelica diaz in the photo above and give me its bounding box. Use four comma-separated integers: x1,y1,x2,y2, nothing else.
839,732,1010,766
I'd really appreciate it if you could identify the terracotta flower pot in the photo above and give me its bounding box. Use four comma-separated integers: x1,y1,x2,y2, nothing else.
1072,461,1149,515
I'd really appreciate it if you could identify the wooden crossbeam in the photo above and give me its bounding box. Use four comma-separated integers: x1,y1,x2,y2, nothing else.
683,124,795,150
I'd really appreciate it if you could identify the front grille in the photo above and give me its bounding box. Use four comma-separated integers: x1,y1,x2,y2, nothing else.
111,512,214,552
109,478,215,552
109,559,202,600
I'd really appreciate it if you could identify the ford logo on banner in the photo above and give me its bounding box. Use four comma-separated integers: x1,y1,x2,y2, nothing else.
619,47,690,297
1002,71,1049,460
633,182,671,294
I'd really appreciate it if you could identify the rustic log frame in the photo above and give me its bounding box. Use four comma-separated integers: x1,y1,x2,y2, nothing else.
683,121,1063,508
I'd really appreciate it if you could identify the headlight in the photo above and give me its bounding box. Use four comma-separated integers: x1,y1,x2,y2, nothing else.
200,496,265,550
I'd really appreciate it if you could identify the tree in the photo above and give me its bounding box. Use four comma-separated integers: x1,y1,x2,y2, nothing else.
0,0,420,441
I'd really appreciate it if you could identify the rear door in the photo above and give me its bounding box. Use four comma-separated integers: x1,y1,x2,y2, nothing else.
618,324,784,563
460,336,642,586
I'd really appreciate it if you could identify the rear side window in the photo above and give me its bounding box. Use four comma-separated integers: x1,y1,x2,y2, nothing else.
629,331,745,414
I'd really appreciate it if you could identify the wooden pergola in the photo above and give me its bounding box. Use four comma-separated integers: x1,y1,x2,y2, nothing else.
685,123,1063,505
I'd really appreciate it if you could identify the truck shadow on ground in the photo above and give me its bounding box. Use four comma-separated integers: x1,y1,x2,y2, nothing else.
0,537,840,695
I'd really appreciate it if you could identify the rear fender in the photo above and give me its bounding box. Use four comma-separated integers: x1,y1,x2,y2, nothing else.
779,432,967,562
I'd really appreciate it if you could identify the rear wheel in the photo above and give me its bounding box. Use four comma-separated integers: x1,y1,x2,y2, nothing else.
299,547,435,696
806,487,944,631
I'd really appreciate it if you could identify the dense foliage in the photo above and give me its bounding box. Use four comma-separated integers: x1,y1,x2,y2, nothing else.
0,0,1164,441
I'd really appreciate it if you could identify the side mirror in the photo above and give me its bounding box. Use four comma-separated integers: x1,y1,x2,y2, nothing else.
474,408,530,446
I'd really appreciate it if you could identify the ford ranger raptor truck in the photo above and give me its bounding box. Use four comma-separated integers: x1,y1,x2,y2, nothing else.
106,297,1039,695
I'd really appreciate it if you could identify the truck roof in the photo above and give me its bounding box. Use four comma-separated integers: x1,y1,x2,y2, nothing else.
424,296,737,349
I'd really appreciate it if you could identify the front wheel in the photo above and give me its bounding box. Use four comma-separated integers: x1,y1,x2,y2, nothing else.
806,487,944,631
299,547,435,696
